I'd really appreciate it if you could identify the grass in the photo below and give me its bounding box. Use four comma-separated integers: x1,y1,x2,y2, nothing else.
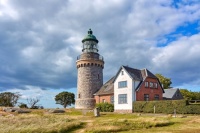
0,108,200,133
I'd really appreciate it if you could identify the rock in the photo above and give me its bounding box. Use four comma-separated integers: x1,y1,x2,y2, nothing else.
48,109,65,113
3,107,20,112
15,110,31,114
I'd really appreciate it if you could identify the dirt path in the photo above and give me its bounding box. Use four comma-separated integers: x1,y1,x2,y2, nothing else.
73,119,94,133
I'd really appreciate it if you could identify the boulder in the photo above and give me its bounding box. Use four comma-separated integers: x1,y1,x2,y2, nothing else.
48,109,65,113
3,107,20,112
15,110,31,114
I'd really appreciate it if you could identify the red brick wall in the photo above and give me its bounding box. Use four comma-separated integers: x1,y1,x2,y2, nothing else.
136,77,163,101
94,94,114,103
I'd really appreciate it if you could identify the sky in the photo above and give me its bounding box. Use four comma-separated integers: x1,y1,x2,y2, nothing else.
0,0,200,108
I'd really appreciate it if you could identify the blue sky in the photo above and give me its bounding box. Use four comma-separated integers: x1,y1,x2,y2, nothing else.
0,0,200,108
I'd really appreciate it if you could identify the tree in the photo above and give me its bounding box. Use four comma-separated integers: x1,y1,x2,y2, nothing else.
27,98,40,109
155,74,172,89
55,91,75,108
180,89,200,100
0,92,21,107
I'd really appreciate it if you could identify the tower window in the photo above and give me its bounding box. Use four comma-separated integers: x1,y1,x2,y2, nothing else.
97,74,100,79
78,94,81,98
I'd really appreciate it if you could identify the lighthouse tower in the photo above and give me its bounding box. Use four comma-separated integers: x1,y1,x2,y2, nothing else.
75,29,104,109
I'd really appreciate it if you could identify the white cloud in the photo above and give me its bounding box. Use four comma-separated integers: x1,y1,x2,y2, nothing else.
0,0,19,20
1,0,200,94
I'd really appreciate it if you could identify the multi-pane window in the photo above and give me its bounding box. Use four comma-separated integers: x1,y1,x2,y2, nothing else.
154,94,159,100
110,96,114,104
149,82,153,88
145,82,148,88
154,83,158,88
118,94,127,104
144,94,149,101
118,81,127,88
102,99,106,103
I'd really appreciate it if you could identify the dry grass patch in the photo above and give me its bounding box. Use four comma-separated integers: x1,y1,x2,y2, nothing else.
85,114,174,133
0,109,200,133
0,112,83,133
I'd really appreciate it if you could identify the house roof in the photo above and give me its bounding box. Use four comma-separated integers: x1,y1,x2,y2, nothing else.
122,66,158,80
94,76,115,96
163,89,178,99
95,65,164,96
122,66,143,80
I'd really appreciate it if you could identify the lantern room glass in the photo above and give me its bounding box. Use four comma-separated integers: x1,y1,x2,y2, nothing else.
82,40,98,53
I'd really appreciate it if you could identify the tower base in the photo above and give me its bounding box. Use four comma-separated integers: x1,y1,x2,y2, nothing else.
75,98,96,110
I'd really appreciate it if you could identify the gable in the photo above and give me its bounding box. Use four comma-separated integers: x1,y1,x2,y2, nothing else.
113,66,133,83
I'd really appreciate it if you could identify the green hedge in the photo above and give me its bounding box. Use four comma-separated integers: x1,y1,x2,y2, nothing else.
96,103,114,112
133,100,200,114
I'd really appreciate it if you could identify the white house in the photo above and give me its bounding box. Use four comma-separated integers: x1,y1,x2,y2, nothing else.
114,66,141,113
113,66,164,113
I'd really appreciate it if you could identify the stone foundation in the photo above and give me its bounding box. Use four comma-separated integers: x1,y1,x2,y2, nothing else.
75,98,96,109
115,109,133,113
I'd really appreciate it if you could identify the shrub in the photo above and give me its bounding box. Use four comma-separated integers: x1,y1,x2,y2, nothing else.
96,103,114,112
18,103,28,108
133,100,200,114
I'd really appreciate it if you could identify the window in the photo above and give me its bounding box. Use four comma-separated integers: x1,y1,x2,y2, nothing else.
121,71,124,75
149,82,153,88
78,94,81,98
145,82,148,87
118,94,127,104
154,94,159,100
118,81,127,88
154,83,158,88
144,94,149,101
110,96,114,104
102,99,106,103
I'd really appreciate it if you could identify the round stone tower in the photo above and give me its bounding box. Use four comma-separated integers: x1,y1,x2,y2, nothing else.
75,29,104,109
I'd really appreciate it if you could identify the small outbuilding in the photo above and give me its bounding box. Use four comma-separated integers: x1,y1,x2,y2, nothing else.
163,88,184,100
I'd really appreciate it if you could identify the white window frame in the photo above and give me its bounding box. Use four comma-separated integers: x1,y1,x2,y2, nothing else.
149,82,153,88
154,83,158,88
145,81,148,88
118,94,127,104
110,96,114,104
118,81,127,88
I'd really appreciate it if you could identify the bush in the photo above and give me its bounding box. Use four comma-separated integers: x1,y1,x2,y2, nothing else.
96,103,114,112
133,100,200,114
19,103,28,108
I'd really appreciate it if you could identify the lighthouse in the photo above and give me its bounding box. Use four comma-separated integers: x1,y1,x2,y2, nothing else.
75,29,104,109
